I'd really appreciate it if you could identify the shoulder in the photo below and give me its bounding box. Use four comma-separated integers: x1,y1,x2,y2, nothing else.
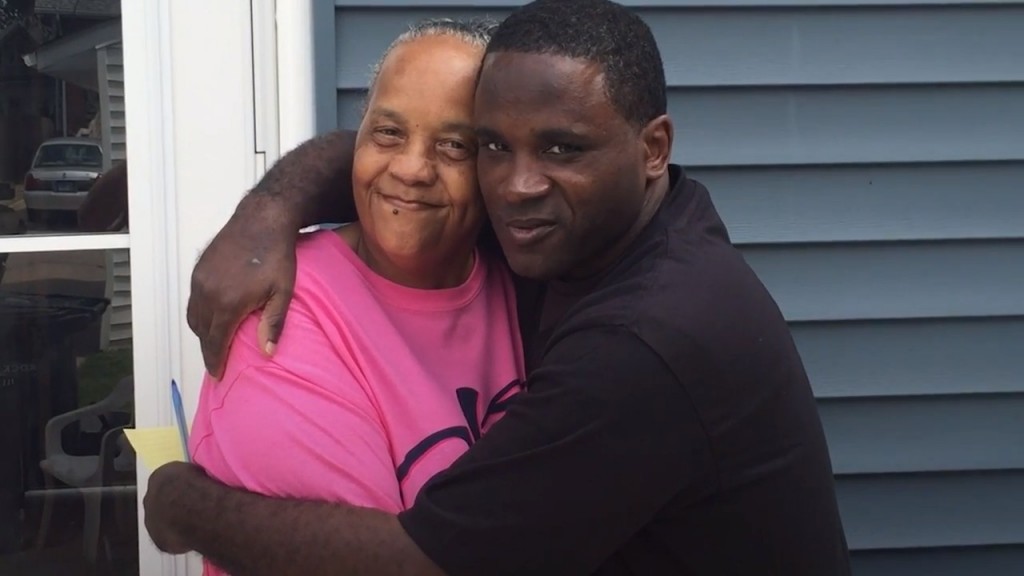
548,185,789,379
293,228,357,284
217,230,370,377
534,326,680,396
291,229,376,313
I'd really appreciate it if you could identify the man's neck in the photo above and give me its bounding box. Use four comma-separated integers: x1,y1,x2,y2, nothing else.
540,172,673,329
558,173,672,286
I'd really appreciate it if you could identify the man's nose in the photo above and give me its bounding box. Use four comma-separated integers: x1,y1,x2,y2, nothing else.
388,149,437,187
504,158,551,202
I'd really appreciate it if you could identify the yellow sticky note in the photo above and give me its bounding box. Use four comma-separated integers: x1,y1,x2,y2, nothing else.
124,427,187,470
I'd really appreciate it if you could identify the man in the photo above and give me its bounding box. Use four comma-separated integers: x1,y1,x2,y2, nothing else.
78,160,129,232
145,1,851,574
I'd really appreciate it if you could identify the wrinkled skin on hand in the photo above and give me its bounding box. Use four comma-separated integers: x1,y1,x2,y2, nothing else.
187,196,298,378
143,461,208,555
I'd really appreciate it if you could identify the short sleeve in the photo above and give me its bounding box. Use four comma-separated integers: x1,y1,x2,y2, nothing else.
190,297,402,513
397,327,713,575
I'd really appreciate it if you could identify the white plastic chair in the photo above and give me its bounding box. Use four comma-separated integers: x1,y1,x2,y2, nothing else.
36,375,135,562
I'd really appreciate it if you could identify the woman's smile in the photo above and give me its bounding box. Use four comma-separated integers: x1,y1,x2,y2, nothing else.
375,189,445,212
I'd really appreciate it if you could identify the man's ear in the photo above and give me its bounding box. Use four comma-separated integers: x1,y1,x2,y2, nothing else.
641,114,673,180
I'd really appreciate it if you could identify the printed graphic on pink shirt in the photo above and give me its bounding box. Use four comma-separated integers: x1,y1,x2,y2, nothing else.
396,378,522,502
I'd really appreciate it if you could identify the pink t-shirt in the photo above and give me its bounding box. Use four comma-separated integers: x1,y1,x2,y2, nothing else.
189,230,525,576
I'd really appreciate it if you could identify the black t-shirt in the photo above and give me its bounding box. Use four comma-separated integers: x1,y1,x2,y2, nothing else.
398,166,851,575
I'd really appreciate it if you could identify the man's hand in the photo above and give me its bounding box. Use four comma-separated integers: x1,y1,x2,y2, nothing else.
142,460,443,576
144,461,208,554
187,195,299,378
187,130,359,378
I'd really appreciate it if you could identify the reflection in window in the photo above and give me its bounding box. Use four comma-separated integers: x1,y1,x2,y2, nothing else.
1,1,128,235
32,141,104,169
0,247,137,576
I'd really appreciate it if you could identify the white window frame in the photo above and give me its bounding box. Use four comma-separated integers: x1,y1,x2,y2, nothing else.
120,0,183,571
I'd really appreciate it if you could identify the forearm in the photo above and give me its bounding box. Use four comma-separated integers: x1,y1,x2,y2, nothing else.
243,129,358,228
168,471,441,576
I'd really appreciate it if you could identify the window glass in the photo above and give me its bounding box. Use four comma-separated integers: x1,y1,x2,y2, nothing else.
0,248,138,575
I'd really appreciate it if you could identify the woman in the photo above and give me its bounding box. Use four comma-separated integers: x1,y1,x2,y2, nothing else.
188,18,524,575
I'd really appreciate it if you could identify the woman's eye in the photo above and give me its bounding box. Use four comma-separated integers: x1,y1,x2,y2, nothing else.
439,140,472,160
373,127,402,140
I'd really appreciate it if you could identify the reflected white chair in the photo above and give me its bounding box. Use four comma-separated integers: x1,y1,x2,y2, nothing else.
36,375,135,562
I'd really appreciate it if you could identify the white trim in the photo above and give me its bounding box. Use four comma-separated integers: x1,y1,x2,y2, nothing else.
253,0,281,168
0,233,129,253
276,0,318,153
121,0,183,573
164,1,265,568
96,46,114,171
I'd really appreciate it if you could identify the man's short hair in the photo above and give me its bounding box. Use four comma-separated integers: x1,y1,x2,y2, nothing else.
486,0,667,128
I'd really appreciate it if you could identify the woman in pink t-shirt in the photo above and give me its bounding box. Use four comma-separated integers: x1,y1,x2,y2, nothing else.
188,19,525,575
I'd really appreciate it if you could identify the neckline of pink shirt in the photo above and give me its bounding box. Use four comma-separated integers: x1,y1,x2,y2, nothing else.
310,230,489,312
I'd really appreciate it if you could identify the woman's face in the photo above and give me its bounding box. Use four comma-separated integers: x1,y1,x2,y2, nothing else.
353,35,484,278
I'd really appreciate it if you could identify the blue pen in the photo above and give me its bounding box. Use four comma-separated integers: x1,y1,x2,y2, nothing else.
171,379,191,462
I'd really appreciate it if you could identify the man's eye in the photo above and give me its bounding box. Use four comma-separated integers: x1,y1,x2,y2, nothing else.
484,142,508,152
544,144,581,155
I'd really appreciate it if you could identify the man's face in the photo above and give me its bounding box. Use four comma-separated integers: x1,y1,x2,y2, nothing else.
474,52,650,281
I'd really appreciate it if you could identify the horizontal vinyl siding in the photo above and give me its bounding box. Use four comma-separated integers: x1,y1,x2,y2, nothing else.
693,163,1024,243
333,2,1024,573
851,545,1024,576
794,317,1024,398
743,240,1024,321
839,472,1024,549
821,395,1024,474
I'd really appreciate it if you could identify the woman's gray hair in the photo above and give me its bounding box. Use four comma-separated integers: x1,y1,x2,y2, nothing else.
366,17,498,99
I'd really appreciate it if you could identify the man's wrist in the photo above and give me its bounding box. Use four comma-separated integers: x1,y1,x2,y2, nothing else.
173,465,232,553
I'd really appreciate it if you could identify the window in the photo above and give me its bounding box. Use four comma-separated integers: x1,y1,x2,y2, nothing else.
0,1,139,573
0,249,137,575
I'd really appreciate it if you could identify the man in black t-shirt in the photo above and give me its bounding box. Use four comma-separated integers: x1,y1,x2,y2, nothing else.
144,1,851,574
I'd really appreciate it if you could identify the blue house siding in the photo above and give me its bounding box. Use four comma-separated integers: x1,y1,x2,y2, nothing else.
332,1,1024,573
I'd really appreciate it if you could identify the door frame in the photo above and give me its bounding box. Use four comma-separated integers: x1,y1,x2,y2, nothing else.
0,0,326,570
120,0,182,572
123,0,323,572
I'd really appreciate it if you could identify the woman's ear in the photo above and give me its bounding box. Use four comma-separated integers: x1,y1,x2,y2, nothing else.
641,114,673,180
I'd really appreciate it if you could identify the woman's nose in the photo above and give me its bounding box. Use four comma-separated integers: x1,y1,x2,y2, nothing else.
388,153,437,187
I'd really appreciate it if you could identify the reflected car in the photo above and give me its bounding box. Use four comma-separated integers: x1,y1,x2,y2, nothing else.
23,138,104,222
